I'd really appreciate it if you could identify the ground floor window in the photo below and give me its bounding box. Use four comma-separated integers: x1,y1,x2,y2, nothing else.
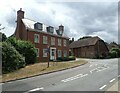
35,48,39,57
43,49,48,57
64,50,67,57
58,50,62,57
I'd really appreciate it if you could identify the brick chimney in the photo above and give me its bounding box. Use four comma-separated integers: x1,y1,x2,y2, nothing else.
15,8,25,39
58,24,64,35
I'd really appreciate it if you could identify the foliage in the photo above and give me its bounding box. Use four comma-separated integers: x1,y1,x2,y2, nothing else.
109,48,120,58
16,40,37,65
78,36,92,41
57,56,76,61
2,42,25,74
0,32,7,42
6,37,37,65
68,56,76,60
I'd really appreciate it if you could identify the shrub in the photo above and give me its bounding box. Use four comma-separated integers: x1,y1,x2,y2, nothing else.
6,37,37,65
108,48,120,58
16,40,37,65
109,51,117,58
2,42,25,74
56,56,76,62
68,56,76,60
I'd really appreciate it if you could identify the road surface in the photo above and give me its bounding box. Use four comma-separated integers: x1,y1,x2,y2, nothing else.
2,58,119,92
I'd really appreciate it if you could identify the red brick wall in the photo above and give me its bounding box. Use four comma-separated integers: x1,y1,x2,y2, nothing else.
27,30,69,62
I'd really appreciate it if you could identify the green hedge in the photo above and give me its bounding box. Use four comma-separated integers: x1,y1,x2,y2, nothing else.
57,56,76,61
6,37,37,65
2,42,25,74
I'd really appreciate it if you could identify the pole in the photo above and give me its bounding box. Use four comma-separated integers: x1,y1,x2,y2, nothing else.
47,46,50,68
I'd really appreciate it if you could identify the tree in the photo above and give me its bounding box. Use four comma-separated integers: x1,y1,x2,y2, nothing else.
6,37,37,65
0,32,7,42
2,42,25,73
78,36,92,41
109,48,120,58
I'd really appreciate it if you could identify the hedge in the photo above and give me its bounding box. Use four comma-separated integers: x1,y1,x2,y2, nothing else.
2,42,26,74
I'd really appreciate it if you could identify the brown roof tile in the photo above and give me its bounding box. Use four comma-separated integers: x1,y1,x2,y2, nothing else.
69,36,101,48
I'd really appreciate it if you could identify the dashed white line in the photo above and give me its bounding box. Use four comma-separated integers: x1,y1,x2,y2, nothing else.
27,87,44,93
110,78,115,83
99,85,107,90
61,74,88,82
81,74,88,77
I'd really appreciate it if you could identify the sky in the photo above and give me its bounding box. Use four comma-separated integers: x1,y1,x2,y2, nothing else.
0,0,119,43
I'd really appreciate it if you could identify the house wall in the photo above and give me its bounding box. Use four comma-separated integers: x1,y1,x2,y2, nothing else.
27,30,69,62
94,40,109,57
71,40,108,58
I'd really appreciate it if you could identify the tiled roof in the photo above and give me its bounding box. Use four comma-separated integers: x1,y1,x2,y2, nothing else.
69,36,101,48
22,18,68,38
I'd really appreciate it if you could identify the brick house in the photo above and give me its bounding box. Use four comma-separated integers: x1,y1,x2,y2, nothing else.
14,8,69,62
69,36,109,58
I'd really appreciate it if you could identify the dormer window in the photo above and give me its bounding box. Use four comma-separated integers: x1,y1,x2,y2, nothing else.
47,26,54,34
34,22,43,31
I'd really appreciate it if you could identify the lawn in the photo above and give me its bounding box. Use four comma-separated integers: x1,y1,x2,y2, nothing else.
2,60,87,82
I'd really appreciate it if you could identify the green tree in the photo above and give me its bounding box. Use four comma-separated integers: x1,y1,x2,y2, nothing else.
0,32,7,42
2,42,25,73
109,48,120,58
6,37,37,65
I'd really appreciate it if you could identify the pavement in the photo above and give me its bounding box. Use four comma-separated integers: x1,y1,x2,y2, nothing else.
2,58,119,92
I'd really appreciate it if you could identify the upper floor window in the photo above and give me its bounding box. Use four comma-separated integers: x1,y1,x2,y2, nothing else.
58,38,61,46
63,40,67,46
43,36,48,44
34,34,39,43
51,37,55,45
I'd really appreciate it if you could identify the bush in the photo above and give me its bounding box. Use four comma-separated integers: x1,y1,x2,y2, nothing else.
109,48,120,58
68,56,76,60
2,42,25,74
56,56,76,62
6,37,37,65
16,40,37,65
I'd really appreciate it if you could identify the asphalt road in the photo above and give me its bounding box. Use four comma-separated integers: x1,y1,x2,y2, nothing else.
2,58,119,92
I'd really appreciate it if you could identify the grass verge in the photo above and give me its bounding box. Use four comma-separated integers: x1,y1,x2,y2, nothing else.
2,60,87,82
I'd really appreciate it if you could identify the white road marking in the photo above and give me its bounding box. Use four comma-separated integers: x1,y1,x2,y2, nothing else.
61,74,82,82
99,85,107,90
110,78,116,83
90,68,97,73
28,87,44,92
81,74,88,77
89,65,93,67
61,74,88,82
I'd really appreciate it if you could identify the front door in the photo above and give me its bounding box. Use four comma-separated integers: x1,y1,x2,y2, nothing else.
50,48,56,60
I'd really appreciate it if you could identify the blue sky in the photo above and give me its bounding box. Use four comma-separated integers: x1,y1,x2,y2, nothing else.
0,0,119,43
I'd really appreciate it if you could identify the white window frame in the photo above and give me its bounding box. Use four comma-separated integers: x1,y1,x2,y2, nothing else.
35,48,39,57
43,49,48,57
64,40,67,46
58,38,61,46
51,37,55,45
34,34,39,43
43,36,48,44
58,50,62,57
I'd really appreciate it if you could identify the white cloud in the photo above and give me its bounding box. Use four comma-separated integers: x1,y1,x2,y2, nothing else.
0,0,118,44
